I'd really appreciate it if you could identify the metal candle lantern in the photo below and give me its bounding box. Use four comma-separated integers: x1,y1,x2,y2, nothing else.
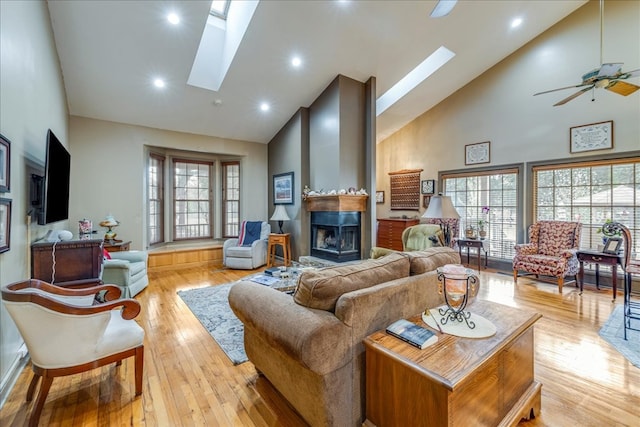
437,265,479,329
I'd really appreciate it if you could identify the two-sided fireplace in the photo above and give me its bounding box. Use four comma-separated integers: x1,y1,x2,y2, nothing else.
311,211,360,262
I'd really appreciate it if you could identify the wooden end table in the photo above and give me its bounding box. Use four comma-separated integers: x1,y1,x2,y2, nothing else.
364,300,542,427
267,233,291,267
577,249,622,301
103,239,131,252
455,238,488,271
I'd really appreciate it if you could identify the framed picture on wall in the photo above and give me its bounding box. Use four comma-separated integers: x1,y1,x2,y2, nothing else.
423,195,431,208
421,179,435,194
0,134,10,192
273,172,294,205
465,141,490,165
375,191,385,204
570,120,613,153
0,198,11,253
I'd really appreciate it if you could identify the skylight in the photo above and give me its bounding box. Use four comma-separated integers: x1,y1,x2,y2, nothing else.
376,46,456,116
210,0,230,20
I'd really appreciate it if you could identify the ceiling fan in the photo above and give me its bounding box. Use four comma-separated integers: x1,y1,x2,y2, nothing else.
534,0,640,106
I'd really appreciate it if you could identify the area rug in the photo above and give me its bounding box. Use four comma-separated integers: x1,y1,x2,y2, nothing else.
177,283,247,365
599,305,640,368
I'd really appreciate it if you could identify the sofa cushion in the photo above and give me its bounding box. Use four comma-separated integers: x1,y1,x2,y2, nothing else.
294,252,410,312
405,247,461,275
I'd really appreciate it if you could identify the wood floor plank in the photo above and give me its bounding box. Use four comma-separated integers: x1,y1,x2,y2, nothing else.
1,266,639,426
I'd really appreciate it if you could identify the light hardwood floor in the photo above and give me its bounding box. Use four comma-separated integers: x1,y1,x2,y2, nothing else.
1,266,639,426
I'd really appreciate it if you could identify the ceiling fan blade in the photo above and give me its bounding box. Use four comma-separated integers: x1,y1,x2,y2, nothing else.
534,83,591,96
597,63,623,78
620,68,640,79
606,80,640,96
553,86,593,106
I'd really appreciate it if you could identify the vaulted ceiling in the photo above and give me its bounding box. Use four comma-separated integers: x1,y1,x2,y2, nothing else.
47,0,587,144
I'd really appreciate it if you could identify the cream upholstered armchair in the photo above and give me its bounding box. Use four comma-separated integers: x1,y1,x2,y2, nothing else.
102,250,149,298
223,221,271,269
1,279,144,427
512,220,582,293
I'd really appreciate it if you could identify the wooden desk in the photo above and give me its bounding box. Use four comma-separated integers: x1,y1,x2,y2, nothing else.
455,238,488,271
267,233,291,267
103,240,131,252
364,300,542,427
577,250,622,301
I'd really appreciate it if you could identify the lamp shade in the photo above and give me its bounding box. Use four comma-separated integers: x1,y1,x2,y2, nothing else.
422,195,460,219
270,205,290,222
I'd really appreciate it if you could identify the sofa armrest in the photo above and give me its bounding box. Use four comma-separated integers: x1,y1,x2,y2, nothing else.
103,259,130,269
109,251,148,263
370,247,397,259
228,281,351,374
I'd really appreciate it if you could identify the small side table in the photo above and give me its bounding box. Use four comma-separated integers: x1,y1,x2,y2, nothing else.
577,249,622,301
455,238,488,271
103,240,131,252
267,233,291,267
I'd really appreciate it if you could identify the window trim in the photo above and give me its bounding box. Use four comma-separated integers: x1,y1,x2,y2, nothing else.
440,163,524,261
148,153,165,246
222,160,240,238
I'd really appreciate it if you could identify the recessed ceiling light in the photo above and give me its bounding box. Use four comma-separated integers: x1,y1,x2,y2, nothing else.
511,17,523,28
167,13,180,25
153,78,166,88
291,56,302,67
260,102,270,112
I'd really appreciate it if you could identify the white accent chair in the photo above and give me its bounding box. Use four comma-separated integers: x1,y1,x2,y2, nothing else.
1,279,144,427
102,250,149,298
223,222,271,269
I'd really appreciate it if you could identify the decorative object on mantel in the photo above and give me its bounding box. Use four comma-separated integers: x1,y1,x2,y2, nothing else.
465,141,490,165
0,198,11,253
270,205,290,234
389,169,422,210
570,120,613,153
99,214,119,241
0,134,10,192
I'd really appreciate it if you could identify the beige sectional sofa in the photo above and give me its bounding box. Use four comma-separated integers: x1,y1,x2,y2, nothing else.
228,247,461,426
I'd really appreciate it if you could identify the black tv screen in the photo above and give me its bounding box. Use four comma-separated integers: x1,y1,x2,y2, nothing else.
39,129,71,225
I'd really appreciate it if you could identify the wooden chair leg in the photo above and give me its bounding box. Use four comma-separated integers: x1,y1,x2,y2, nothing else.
558,277,564,293
29,376,53,427
513,270,518,282
135,346,144,396
26,373,41,402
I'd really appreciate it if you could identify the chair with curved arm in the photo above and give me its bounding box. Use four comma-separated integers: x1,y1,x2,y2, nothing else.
1,279,145,427
512,220,582,293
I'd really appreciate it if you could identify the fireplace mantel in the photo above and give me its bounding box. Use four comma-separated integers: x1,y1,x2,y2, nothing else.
305,195,368,212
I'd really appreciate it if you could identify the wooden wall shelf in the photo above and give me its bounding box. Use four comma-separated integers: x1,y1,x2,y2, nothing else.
304,195,368,212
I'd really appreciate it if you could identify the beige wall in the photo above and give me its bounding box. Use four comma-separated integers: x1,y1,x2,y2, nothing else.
69,116,268,250
376,0,640,221
0,0,69,399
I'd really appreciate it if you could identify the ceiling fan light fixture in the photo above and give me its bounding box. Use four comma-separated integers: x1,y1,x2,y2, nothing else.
430,0,457,18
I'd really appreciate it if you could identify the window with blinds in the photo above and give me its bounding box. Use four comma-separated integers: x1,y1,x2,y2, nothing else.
443,167,520,260
532,157,639,254
148,153,164,245
173,159,213,240
222,161,240,237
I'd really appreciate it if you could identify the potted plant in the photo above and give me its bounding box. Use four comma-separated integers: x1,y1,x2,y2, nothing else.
478,206,490,239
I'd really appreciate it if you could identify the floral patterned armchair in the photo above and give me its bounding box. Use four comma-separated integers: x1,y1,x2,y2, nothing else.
512,220,582,293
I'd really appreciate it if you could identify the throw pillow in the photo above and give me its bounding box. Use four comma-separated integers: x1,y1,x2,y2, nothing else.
103,249,112,260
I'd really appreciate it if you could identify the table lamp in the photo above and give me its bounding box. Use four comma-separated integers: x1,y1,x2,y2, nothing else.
270,205,290,234
422,194,460,245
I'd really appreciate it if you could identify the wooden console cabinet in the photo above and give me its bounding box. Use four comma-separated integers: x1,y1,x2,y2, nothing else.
376,218,419,251
31,238,104,287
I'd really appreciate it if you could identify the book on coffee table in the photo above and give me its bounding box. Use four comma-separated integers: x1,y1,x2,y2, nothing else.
386,319,438,349
249,274,280,286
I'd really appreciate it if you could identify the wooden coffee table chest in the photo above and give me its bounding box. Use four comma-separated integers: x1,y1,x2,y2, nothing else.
363,300,542,427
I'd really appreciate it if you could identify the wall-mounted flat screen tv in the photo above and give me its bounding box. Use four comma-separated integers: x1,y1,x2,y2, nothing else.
38,129,71,225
